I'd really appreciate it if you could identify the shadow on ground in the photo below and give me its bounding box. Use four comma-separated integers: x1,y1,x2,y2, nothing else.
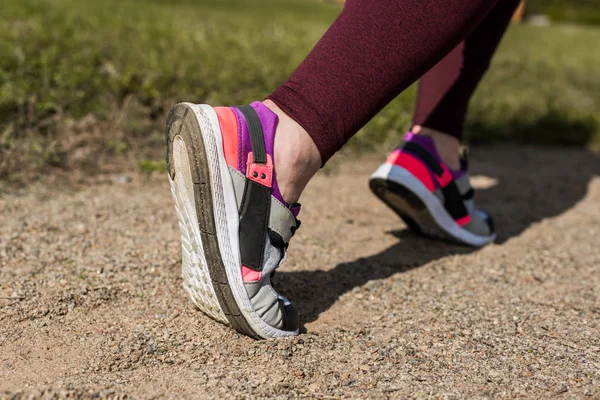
277,144,599,328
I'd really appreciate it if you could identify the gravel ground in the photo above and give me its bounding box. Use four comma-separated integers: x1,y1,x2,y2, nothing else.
1,146,599,399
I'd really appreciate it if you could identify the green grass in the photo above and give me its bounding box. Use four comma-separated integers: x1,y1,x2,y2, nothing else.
527,0,600,26
1,0,599,181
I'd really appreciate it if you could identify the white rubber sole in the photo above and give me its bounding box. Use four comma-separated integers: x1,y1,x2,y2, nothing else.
370,163,495,247
170,137,228,323
168,103,298,339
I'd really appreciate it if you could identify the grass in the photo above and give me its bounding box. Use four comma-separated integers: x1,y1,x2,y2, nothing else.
527,0,600,26
1,0,599,182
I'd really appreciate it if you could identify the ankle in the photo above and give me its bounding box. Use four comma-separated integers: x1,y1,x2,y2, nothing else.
264,100,322,204
412,125,462,171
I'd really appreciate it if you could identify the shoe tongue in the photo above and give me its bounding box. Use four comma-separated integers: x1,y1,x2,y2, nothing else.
238,101,300,217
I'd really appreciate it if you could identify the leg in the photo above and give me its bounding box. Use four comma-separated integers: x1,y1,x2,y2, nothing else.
413,0,522,169
268,0,505,180
370,0,521,245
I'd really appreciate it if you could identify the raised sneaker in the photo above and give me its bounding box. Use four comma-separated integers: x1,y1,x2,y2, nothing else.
166,102,301,339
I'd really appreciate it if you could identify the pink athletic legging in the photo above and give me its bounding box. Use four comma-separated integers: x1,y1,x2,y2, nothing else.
267,0,521,163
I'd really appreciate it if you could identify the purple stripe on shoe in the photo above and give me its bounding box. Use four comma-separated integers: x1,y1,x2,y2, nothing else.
249,102,288,207
402,132,465,181
251,101,277,155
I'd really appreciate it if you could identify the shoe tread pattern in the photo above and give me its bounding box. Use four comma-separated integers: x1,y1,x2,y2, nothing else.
166,104,260,339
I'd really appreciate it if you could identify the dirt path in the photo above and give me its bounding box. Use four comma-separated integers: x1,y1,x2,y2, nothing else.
1,146,599,399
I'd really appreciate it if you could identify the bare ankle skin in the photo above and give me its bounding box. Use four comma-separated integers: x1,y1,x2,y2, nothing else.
412,125,462,171
263,99,322,204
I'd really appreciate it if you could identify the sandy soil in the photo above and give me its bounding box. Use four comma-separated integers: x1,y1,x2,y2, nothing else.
1,146,599,399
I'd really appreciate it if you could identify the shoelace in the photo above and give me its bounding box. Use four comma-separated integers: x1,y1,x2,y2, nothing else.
270,218,301,279
290,219,301,237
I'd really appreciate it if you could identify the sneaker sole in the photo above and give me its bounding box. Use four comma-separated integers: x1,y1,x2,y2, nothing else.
166,103,298,339
370,163,495,247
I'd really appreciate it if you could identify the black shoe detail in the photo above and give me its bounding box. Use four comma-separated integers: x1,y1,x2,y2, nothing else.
401,141,469,222
483,211,495,234
238,105,267,164
280,300,299,332
239,179,271,271
235,105,274,272
268,230,286,250
460,152,469,171
441,183,468,221
401,141,444,176
461,188,475,200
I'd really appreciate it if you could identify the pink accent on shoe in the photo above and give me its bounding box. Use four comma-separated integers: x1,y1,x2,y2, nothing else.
242,265,262,282
387,150,435,192
435,164,453,188
456,215,471,226
214,107,239,169
385,150,400,165
246,153,273,188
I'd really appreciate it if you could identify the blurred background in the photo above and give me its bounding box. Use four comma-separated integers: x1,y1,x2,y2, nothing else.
1,0,599,186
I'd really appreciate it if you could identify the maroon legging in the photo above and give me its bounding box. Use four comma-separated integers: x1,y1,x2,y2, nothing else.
268,0,521,163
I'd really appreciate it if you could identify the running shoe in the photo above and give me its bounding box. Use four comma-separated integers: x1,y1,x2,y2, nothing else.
369,132,495,247
166,102,301,339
